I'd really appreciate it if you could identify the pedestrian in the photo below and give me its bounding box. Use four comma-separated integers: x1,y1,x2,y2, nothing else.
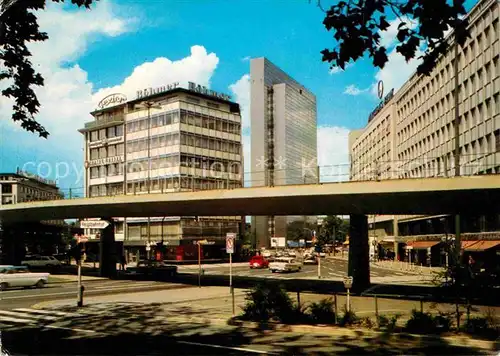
120,254,127,271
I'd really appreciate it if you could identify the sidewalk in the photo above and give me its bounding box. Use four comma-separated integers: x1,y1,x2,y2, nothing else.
327,255,444,276
49,274,107,284
32,287,499,353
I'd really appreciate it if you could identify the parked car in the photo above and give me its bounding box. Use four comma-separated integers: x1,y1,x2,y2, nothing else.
125,260,177,278
303,255,318,265
21,255,62,269
269,257,302,273
0,265,49,290
249,255,269,269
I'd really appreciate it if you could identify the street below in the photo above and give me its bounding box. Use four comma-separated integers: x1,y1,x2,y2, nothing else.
0,286,497,355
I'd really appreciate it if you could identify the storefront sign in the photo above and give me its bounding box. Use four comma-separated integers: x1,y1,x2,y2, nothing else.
88,156,124,167
188,82,231,101
98,93,127,110
136,82,180,99
368,88,394,123
88,136,122,148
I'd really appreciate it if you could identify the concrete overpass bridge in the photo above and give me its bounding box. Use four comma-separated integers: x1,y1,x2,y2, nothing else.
1,175,499,222
1,175,499,291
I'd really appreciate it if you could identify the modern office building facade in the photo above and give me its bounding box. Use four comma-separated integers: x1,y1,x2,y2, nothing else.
250,57,318,248
79,83,244,260
349,0,500,264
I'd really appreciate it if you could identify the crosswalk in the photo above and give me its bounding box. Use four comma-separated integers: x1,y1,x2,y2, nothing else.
0,308,83,330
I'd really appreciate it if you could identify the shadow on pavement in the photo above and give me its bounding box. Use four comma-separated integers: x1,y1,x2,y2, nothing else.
0,302,491,355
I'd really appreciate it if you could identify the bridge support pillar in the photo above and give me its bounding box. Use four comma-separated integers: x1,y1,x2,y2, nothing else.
99,218,117,278
0,221,24,265
348,214,370,293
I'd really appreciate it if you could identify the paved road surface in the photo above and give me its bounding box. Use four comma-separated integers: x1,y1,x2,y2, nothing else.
0,279,185,310
0,287,494,355
178,258,433,284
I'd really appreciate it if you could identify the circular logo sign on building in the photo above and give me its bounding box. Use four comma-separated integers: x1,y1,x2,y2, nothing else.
377,80,384,100
98,93,127,110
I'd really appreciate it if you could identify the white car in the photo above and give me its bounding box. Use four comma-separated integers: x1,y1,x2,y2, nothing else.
0,266,49,290
269,257,302,273
21,255,62,268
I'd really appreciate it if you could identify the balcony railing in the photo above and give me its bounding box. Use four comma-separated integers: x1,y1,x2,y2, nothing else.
84,115,125,130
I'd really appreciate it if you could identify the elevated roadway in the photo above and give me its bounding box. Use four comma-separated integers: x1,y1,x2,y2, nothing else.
1,175,499,222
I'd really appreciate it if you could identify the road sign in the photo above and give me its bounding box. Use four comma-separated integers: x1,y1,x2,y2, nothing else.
80,220,110,229
343,276,353,289
77,236,89,244
226,233,235,254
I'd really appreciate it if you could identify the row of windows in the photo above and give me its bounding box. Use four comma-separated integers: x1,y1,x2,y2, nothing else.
90,125,124,142
125,109,241,135
398,130,500,163
399,93,500,145
88,177,241,197
90,163,124,179
126,110,180,133
90,144,125,160
125,132,241,154
399,58,500,143
179,109,241,134
397,12,499,121
127,155,241,174
126,133,180,153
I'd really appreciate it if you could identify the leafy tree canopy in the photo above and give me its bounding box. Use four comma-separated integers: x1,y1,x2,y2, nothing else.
317,215,348,247
0,0,97,138
286,220,317,242
317,0,470,76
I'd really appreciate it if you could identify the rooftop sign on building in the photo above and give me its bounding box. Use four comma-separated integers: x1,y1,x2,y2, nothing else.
134,81,232,102
16,168,57,187
188,82,231,101
136,82,180,100
368,81,394,123
97,93,127,110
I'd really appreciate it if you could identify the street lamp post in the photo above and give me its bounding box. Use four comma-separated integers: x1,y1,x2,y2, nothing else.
452,14,462,266
137,101,162,259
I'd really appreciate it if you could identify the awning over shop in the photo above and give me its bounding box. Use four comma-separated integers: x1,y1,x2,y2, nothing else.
461,240,500,251
405,241,441,250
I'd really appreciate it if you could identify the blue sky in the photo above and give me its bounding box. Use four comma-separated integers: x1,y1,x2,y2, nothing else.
0,0,478,193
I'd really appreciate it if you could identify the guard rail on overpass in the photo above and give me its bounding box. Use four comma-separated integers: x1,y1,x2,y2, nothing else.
1,175,500,222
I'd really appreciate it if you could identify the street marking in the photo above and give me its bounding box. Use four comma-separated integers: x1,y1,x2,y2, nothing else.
176,340,275,354
14,308,82,318
44,325,98,334
92,282,158,290
0,310,57,321
0,315,36,324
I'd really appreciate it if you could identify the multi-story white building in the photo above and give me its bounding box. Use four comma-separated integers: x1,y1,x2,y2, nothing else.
0,170,63,205
79,83,244,260
349,0,500,265
250,57,318,248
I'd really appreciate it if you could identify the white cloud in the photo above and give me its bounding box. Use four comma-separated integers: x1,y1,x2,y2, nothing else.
229,74,250,131
317,126,350,182
241,56,251,62
0,0,132,141
378,16,417,49
30,0,133,70
0,1,223,190
343,85,366,96
329,62,353,75
371,47,423,97
92,45,219,106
